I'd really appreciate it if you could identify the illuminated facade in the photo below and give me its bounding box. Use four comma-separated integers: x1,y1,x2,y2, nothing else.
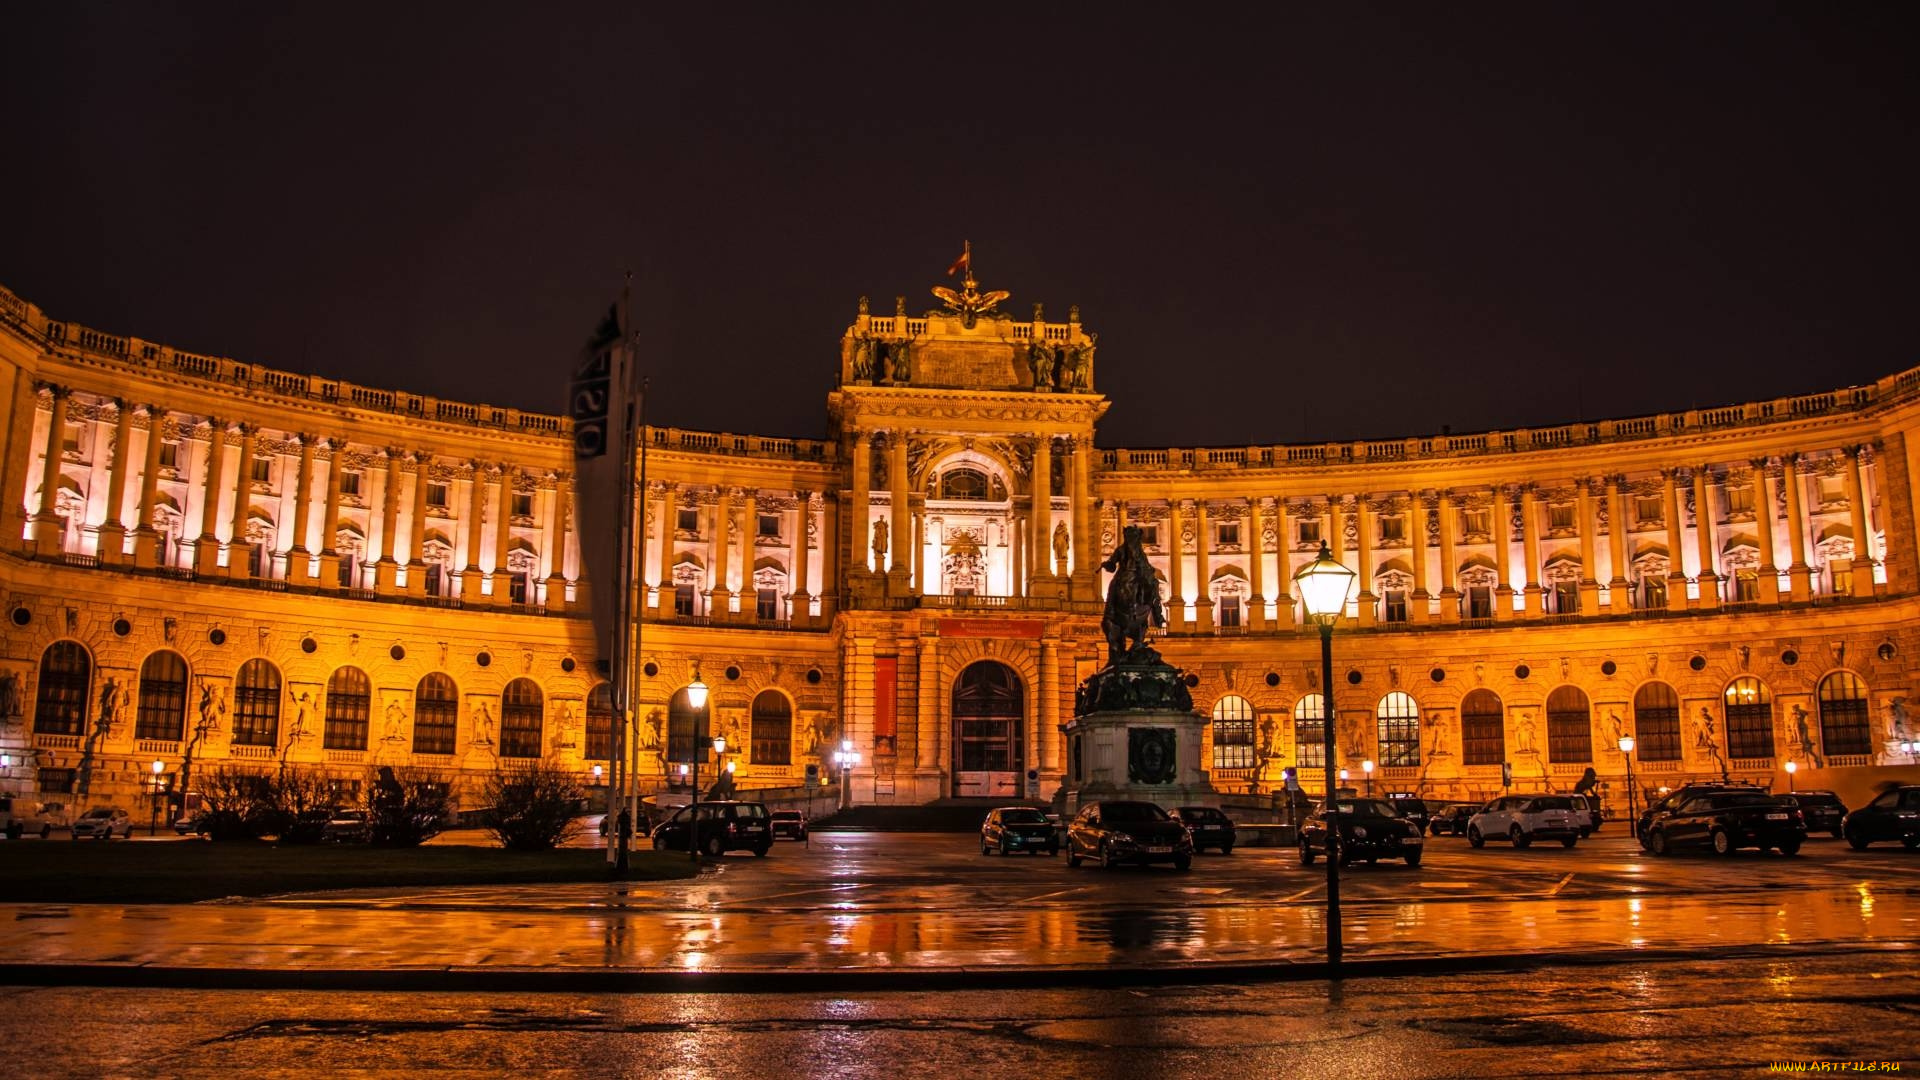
2,275,1916,813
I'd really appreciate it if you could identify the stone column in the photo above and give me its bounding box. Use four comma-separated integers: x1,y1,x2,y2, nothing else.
1167,499,1187,627
222,425,256,578
193,420,228,575
132,406,167,568
1491,486,1512,621
1029,434,1052,582
818,490,839,620
1692,466,1720,610
850,431,872,572
29,384,70,550
1073,437,1095,596
286,434,317,584
791,491,813,625
1782,454,1812,601
1328,495,1347,568
491,467,514,605
407,454,431,597
1274,497,1296,624
1354,498,1376,627
1011,513,1025,597
1194,500,1214,631
1519,485,1543,617
917,630,940,771
318,439,346,590
1248,497,1267,629
1410,495,1430,623
1662,469,1688,610
1846,445,1876,596
741,487,761,618
1576,478,1600,614
888,434,911,589
375,448,403,593
1751,460,1779,604
655,482,678,616
96,400,134,562
544,474,569,611
912,504,927,596
711,486,735,616
1437,491,1459,623
1605,475,1629,608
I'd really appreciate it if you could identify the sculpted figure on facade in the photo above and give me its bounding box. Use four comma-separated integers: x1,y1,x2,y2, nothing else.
1791,704,1823,768
871,516,888,567
1052,520,1069,568
888,339,912,383
1027,339,1056,391
0,669,24,722
850,335,877,381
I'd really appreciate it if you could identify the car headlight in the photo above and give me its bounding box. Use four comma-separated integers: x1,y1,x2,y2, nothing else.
1352,826,1368,839
1109,831,1134,844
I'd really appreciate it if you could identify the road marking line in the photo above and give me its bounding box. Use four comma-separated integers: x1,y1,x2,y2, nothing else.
1280,884,1323,902
712,884,871,907
1547,873,1576,896
1013,886,1094,906
1417,882,1474,889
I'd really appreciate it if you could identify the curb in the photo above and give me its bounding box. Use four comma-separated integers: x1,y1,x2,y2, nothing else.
3,940,1910,994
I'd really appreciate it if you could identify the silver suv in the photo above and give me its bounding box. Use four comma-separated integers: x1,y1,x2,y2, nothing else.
1468,794,1583,849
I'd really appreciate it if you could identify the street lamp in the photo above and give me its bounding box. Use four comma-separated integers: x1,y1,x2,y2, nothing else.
713,734,729,797
686,668,710,863
834,738,861,810
591,764,603,786
148,759,165,837
1784,758,1797,794
1362,759,1374,797
1293,540,1357,970
1618,735,1636,827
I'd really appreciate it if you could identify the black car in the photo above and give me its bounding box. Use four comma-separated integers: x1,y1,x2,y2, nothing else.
1636,781,1763,850
1387,796,1431,835
1066,800,1193,870
1300,798,1424,867
769,810,809,841
1842,785,1920,851
981,806,1057,856
1643,789,1806,856
1788,790,1848,838
650,800,773,857
1429,804,1474,836
1169,806,1236,854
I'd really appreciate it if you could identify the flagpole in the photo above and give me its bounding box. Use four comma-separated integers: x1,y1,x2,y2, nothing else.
606,275,638,874
626,373,649,861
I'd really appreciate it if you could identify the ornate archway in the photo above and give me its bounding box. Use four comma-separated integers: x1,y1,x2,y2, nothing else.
953,660,1024,796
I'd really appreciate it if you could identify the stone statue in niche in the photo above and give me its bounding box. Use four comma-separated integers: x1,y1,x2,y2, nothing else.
1791,704,1823,768
871,516,888,568
1516,712,1537,754
640,708,662,751
1027,338,1057,390
96,677,122,737
1052,521,1070,569
0,669,22,721
472,702,495,747
889,340,912,383
383,699,407,742
850,336,877,381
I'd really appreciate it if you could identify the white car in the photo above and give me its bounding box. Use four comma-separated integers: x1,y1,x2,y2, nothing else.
1,797,71,839
69,806,135,840
1467,794,1582,849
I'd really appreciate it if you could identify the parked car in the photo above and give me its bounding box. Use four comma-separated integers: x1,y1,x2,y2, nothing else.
651,800,773,857
1636,782,1762,850
1841,785,1920,851
1568,793,1604,836
981,806,1058,856
1429,804,1475,836
1468,794,1583,849
1,797,70,839
1168,805,1236,854
69,806,134,840
1787,790,1848,838
1642,789,1806,855
172,814,211,837
1386,796,1431,836
1300,798,1424,867
769,810,809,841
1066,800,1192,870
322,809,371,843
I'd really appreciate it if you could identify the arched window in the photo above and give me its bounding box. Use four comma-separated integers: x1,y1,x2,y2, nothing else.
413,673,458,755
1460,689,1504,765
134,650,189,742
1817,672,1871,757
1546,685,1592,763
938,467,991,500
323,667,371,750
33,641,90,736
1724,676,1776,759
667,686,709,764
585,682,613,761
500,678,544,758
1633,681,1681,762
1376,691,1420,767
232,659,282,747
1211,695,1255,769
1294,693,1325,769
751,690,793,766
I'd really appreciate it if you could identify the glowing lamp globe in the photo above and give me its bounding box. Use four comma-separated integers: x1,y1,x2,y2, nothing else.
1293,543,1357,624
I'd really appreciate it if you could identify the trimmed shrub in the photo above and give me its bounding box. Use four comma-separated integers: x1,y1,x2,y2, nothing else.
481,761,583,851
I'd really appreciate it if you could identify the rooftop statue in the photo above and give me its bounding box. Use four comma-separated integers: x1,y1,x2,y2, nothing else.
931,241,1010,329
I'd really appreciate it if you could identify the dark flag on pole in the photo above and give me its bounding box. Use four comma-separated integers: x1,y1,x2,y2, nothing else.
571,303,632,669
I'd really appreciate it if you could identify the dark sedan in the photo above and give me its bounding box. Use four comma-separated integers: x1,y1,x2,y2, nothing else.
981,806,1058,856
1787,790,1847,838
1428,804,1474,836
1300,798,1424,867
1643,789,1806,856
1066,800,1192,870
1169,806,1235,854
1387,796,1431,835
1842,785,1920,851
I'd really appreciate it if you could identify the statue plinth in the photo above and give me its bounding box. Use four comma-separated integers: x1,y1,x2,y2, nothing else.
1060,645,1216,817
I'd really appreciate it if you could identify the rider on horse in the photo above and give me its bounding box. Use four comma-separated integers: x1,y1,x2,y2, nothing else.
1100,525,1165,665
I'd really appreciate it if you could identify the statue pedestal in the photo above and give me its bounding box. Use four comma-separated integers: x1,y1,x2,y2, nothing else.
1059,648,1217,817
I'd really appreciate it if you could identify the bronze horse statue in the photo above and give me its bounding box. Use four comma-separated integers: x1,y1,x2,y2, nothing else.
1100,525,1165,665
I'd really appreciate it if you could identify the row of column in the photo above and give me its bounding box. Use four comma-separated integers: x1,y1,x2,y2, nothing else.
648,483,825,624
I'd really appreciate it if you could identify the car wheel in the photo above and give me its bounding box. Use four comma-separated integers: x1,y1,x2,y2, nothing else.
1830,827,1845,840
1777,839,1802,856
1048,844,1059,857
1561,837,1578,849
1579,828,1591,839
1511,826,1531,850
1220,843,1233,856
1300,841,1316,866
982,838,991,855
1711,829,1734,856
1067,845,1083,868
1101,842,1119,870
1903,835,1920,851
1846,828,1871,851
40,825,51,839
1468,827,1485,849
3,824,18,841
703,834,724,858
1404,850,1422,868
1649,829,1671,856
753,844,770,857
1174,856,1192,871
1000,838,1011,856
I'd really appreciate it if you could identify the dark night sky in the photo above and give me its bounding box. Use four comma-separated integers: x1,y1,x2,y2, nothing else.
3,4,1915,448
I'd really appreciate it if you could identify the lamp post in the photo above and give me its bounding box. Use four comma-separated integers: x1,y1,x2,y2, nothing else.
713,734,728,798
835,738,860,810
686,669,709,863
1362,759,1374,798
1618,735,1636,827
1293,540,1357,971
149,759,165,837
1784,758,1796,794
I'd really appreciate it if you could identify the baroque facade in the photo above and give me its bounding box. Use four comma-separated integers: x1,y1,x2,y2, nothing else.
2,273,1917,814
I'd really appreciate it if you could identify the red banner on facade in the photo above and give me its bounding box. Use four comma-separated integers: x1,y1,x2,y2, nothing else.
937,618,1045,639
874,656,897,751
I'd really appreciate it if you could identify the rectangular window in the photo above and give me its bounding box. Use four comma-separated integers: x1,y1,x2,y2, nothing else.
509,572,529,605
1466,586,1492,620
1727,484,1754,514
1140,525,1159,547
1831,564,1853,596
158,440,180,469
426,482,449,509
1817,476,1844,503
1463,509,1489,535
1733,571,1758,603
341,471,363,497
61,422,82,453
413,699,457,756
674,584,695,616
424,563,444,597
250,458,271,484
756,588,780,621
1460,708,1504,766
1548,505,1575,530
1552,582,1580,615
1384,590,1407,623
1635,497,1662,525
1217,523,1240,546
757,513,780,538
1294,717,1325,769
1642,577,1667,609
677,508,700,534
1726,705,1775,759
511,493,532,518
1218,595,1241,628
338,554,357,588
1297,520,1321,546
1212,719,1255,770
1377,516,1403,544
1635,704,1682,762
38,767,76,794
1547,710,1593,763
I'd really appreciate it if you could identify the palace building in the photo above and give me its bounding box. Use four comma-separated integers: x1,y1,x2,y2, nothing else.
1,272,1916,814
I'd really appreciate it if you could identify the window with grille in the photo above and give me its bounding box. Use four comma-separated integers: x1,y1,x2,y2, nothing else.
1466,587,1492,620
341,471,362,497
509,572,529,604
1140,525,1160,547
1294,694,1325,769
39,767,76,793
1548,504,1575,530
1817,672,1871,757
427,482,449,509
1376,692,1420,766
323,667,370,750
1551,582,1580,614
1635,497,1662,525
750,690,792,766
674,584,695,616
1633,681,1681,761
250,457,271,484
499,678,544,758
1211,695,1255,769
1733,570,1758,602
1460,689,1505,765
1383,590,1407,623
1218,594,1241,628
1641,577,1667,609
231,659,281,747
585,683,613,761
412,673,458,755
134,650,188,741
1724,677,1776,759
1546,685,1592,763
676,508,699,533
1727,484,1754,514
33,641,90,736
757,589,780,621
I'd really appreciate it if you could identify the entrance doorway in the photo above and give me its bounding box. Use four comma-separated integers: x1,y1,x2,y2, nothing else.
953,661,1024,797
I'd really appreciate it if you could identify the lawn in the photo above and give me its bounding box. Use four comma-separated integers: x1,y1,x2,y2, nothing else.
0,840,698,904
